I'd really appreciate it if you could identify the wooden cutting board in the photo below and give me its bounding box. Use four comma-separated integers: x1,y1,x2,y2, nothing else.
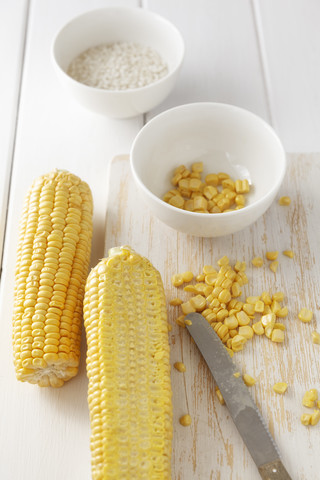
104,154,320,480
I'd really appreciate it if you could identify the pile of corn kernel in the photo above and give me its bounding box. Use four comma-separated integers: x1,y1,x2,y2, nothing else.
170,255,289,355
163,162,250,213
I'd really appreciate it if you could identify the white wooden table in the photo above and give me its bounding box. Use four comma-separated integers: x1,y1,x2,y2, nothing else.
1,1,320,479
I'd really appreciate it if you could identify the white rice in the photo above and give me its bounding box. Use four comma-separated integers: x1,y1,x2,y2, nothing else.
67,42,169,90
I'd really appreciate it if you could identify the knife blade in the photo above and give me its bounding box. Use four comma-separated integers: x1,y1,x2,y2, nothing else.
185,312,292,480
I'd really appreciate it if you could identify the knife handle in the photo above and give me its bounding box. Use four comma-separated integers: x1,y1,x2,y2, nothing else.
258,459,292,479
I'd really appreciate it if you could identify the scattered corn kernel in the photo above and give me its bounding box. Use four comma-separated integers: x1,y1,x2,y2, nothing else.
303,389,318,408
251,256,263,267
190,294,206,311
272,291,285,302
269,261,279,273
271,329,285,343
233,372,241,378
216,388,225,405
273,382,288,394
276,307,288,318
312,331,320,345
184,319,192,326
224,315,238,330
261,291,272,305
298,308,313,323
235,179,250,194
231,335,247,352
217,255,229,266
255,300,265,313
236,311,251,326
252,321,264,335
279,196,291,206
179,414,192,427
238,326,254,340
181,301,196,315
266,251,279,261
243,374,256,387
174,362,186,373
172,274,184,287
311,410,320,426
242,303,255,316
170,298,183,306
181,271,194,283
191,161,203,173
283,250,294,258
175,315,186,327
301,414,312,426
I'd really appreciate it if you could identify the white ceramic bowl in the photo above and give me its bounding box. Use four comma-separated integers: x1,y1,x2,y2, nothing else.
130,103,286,237
51,7,184,118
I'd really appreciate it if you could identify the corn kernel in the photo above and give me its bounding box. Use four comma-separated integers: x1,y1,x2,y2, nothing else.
271,329,285,343
171,173,182,186
217,172,230,183
193,195,208,211
236,311,251,326
181,301,196,315
184,199,194,211
203,185,218,200
298,308,313,323
273,382,288,394
224,315,238,330
169,195,184,209
184,319,192,326
279,196,291,206
271,300,281,315
252,321,264,335
174,362,186,372
205,274,218,286
181,271,194,283
233,372,241,378
301,413,312,426
269,261,279,273
272,291,285,302
274,322,286,331
216,309,229,321
175,315,186,327
261,313,276,328
234,261,246,272
235,179,250,194
238,326,254,340
243,374,256,387
225,347,234,357
184,285,198,293
190,294,206,311
276,307,288,318
191,161,203,173
231,335,247,352
251,257,263,267
170,298,183,306
255,300,265,313
302,389,318,408
261,291,272,305
217,255,229,267
179,414,192,426
246,296,260,305
283,250,294,258
229,329,238,338
205,173,219,186
311,410,320,426
231,282,241,297
189,178,202,192
172,274,184,287
218,289,231,304
242,303,255,316
312,331,320,344
216,388,225,405
266,251,279,261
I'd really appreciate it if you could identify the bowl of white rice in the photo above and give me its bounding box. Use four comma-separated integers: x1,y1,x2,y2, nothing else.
52,7,184,118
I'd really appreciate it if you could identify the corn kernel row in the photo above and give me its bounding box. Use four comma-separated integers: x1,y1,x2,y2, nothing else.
163,162,251,214
170,256,290,352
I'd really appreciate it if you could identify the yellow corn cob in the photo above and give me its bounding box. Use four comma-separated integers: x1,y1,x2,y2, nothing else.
12,170,93,387
84,246,172,480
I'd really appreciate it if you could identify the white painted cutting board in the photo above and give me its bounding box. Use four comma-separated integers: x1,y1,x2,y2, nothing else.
104,154,320,480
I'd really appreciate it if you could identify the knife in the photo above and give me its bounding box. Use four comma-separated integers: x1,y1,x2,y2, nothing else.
185,312,292,480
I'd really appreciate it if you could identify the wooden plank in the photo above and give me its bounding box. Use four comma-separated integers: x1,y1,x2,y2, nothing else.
145,0,270,124
0,0,29,270
0,1,142,479
255,0,320,151
104,153,320,479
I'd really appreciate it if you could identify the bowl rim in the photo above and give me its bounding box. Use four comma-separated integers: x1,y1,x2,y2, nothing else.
51,6,185,94
130,101,287,218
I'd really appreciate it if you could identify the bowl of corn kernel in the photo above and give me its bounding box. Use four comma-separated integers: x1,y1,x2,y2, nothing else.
130,102,286,237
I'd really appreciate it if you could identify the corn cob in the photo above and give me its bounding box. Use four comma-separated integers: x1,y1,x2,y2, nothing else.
12,170,93,387
84,246,172,480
